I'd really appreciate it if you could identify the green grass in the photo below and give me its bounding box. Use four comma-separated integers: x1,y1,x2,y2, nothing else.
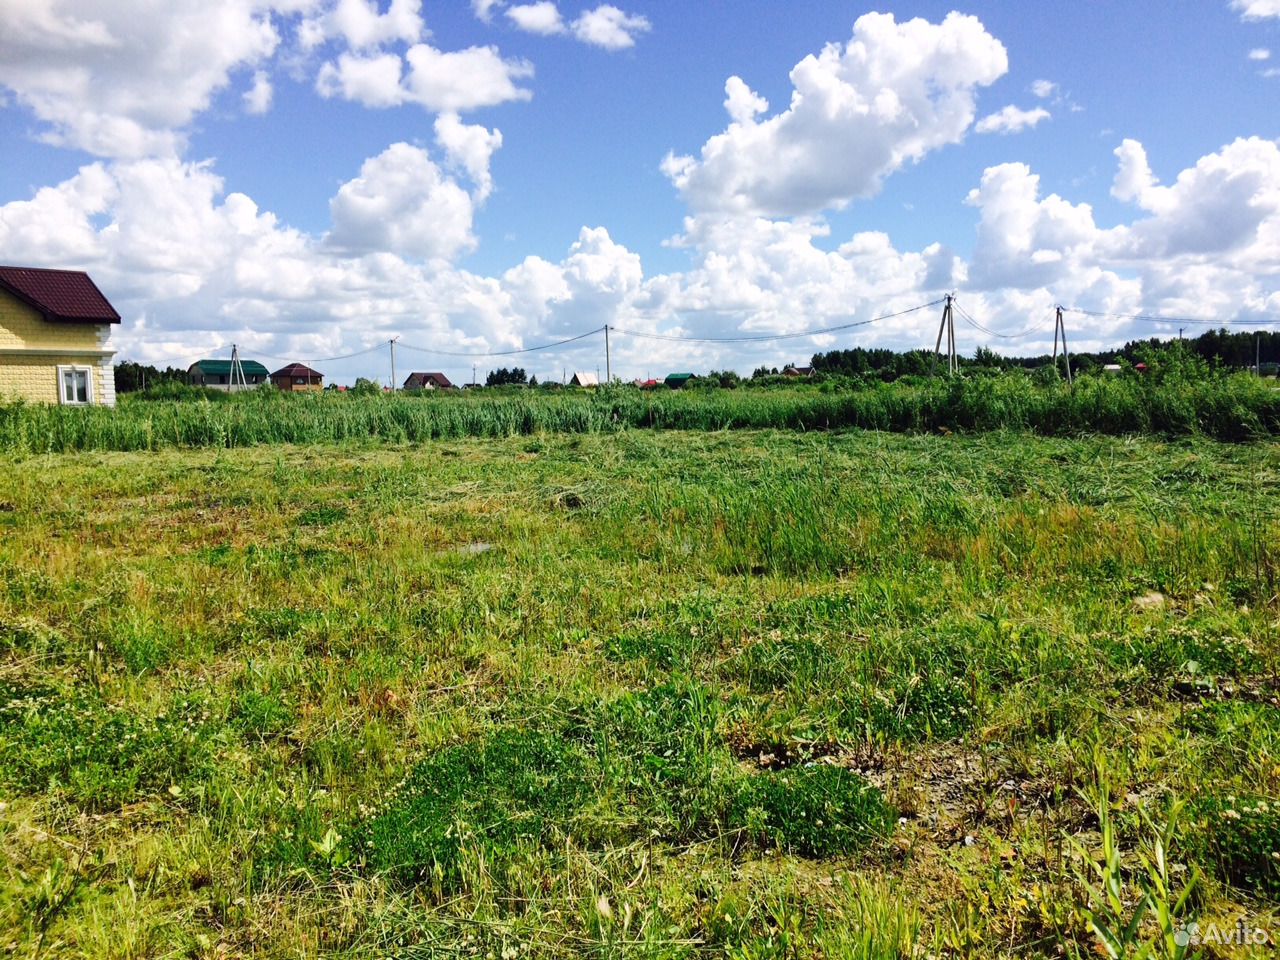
3,370,1280,453
0,427,1277,956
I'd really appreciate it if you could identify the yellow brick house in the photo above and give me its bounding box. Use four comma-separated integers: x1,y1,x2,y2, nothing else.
0,266,120,406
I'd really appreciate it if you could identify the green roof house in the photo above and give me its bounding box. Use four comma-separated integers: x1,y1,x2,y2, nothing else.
664,372,697,389
188,358,270,391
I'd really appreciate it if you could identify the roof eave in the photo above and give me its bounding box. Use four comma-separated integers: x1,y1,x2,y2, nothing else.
0,274,122,324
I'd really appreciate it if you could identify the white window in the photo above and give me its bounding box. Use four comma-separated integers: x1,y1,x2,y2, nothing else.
57,366,93,405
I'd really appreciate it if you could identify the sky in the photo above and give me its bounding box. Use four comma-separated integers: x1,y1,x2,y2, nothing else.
1,0,1279,386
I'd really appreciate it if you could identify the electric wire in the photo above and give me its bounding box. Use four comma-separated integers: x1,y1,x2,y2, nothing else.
1066,307,1280,327
609,298,944,344
953,301,1056,340
395,326,605,358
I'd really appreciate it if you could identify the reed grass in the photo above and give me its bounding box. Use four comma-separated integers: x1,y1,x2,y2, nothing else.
2,371,1278,453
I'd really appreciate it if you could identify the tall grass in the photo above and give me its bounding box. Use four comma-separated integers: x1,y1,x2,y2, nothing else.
2,372,1278,453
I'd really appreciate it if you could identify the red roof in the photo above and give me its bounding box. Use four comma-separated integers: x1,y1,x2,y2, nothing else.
271,363,323,379
0,266,121,323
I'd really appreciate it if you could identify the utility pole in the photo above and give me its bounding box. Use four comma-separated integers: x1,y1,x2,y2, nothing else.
389,336,399,391
230,343,247,391
934,294,957,375
604,324,611,383
472,363,477,387
1052,306,1073,384
1257,333,1262,377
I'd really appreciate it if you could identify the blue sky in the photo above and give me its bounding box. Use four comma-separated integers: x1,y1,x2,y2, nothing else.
1,1,1278,384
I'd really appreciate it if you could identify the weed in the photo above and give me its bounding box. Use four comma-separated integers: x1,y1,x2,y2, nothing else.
0,681,215,811
727,765,895,857
352,729,594,885
1191,794,1280,898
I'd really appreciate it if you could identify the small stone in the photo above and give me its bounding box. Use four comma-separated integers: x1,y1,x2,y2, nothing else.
1132,591,1167,612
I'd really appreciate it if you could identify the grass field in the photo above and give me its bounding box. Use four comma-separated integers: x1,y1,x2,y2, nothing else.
2,427,1278,957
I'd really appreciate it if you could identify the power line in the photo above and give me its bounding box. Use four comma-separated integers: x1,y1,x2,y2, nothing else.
232,342,389,365
953,301,1056,340
396,326,605,358
1066,307,1280,327
610,299,944,344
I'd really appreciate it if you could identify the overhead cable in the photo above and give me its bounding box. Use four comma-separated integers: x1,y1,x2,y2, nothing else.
953,301,1056,340
395,326,606,358
609,298,945,344
1066,307,1280,327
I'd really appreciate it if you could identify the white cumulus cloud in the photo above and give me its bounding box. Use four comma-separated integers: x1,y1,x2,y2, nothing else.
472,0,504,23
243,71,273,115
571,5,650,50
0,0,285,158
723,76,768,124
1030,79,1057,98
434,113,503,201
299,0,424,51
975,105,1051,135
507,2,565,35
327,142,482,262
317,43,534,112
1249,48,1272,59
1233,0,1280,20
663,12,1008,218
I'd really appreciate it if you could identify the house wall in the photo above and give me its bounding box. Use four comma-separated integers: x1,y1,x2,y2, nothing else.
0,288,116,406
272,377,322,392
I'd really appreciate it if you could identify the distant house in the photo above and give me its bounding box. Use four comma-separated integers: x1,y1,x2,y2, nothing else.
0,265,120,406
633,378,659,389
569,371,599,387
188,358,269,390
664,372,697,389
783,365,814,377
403,371,454,390
1102,364,1123,375
270,362,323,392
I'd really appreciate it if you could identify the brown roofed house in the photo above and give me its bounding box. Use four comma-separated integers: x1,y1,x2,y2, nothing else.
271,362,323,392
403,371,454,390
0,266,121,406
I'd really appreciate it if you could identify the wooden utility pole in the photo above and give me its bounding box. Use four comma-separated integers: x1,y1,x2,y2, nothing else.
934,295,957,375
604,324,611,383
230,343,247,391
1051,306,1073,384
389,337,399,391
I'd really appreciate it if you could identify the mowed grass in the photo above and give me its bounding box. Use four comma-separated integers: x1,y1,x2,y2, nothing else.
0,429,1277,957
